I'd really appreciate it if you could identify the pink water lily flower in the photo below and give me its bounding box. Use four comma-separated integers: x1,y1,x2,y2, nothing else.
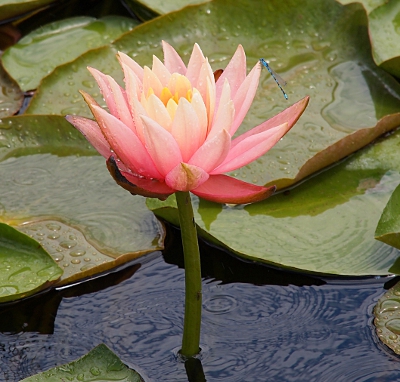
66,42,308,204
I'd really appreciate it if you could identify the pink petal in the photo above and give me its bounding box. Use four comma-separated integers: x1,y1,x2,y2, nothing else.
65,115,111,158
120,62,146,140
188,129,231,173
145,94,172,132
87,67,118,117
107,157,174,200
171,98,201,161
143,66,163,97
90,104,161,179
185,43,206,86
140,115,183,176
212,123,289,174
215,44,246,104
165,163,209,191
162,40,186,75
232,96,310,148
230,62,261,136
208,79,234,140
152,55,171,86
191,174,276,204
117,51,144,82
105,73,136,132
120,170,175,196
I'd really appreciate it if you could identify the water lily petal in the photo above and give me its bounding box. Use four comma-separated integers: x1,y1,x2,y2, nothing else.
162,40,186,75
190,89,208,144
189,129,231,172
152,55,171,87
196,59,215,110
107,156,174,200
165,163,209,191
208,79,234,140
212,123,289,174
215,44,246,104
104,72,136,132
230,62,261,136
171,98,201,161
117,51,143,82
191,174,276,204
145,93,172,132
65,115,111,158
143,66,163,98
186,43,206,86
87,67,119,117
231,96,310,148
140,115,183,176
90,104,161,178
120,62,147,140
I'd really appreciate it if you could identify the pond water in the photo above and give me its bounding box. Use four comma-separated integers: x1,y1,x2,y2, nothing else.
0,225,399,381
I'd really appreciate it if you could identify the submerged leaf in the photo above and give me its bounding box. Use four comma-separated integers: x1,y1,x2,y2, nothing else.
26,0,400,190
0,222,62,303
148,129,400,276
21,343,144,381
2,16,139,91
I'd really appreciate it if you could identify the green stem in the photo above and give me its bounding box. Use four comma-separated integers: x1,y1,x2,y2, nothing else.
175,191,202,358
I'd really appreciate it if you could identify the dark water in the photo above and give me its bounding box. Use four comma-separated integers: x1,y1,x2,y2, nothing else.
1,226,400,382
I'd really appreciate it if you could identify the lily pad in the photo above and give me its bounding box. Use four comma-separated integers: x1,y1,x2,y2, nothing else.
21,343,144,381
0,61,23,118
0,222,62,303
368,0,400,78
26,0,400,190
148,128,400,276
0,0,56,22
2,16,139,91
336,0,388,14
123,0,210,20
374,280,400,355
375,183,400,250
0,115,164,291
0,115,97,159
337,0,400,78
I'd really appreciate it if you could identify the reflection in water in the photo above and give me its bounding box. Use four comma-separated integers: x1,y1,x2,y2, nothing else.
0,226,399,381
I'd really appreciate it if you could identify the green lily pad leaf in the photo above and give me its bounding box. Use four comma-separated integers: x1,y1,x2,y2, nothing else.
0,61,23,118
336,0,400,79
0,115,164,290
0,115,97,159
26,0,400,190
335,0,388,14
21,343,144,381
368,0,400,78
124,0,210,20
148,128,400,276
2,16,139,92
375,183,400,250
0,0,56,22
0,222,62,303
373,280,400,355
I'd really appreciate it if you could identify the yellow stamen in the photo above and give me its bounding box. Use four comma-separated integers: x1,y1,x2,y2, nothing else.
186,89,192,102
160,87,173,106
